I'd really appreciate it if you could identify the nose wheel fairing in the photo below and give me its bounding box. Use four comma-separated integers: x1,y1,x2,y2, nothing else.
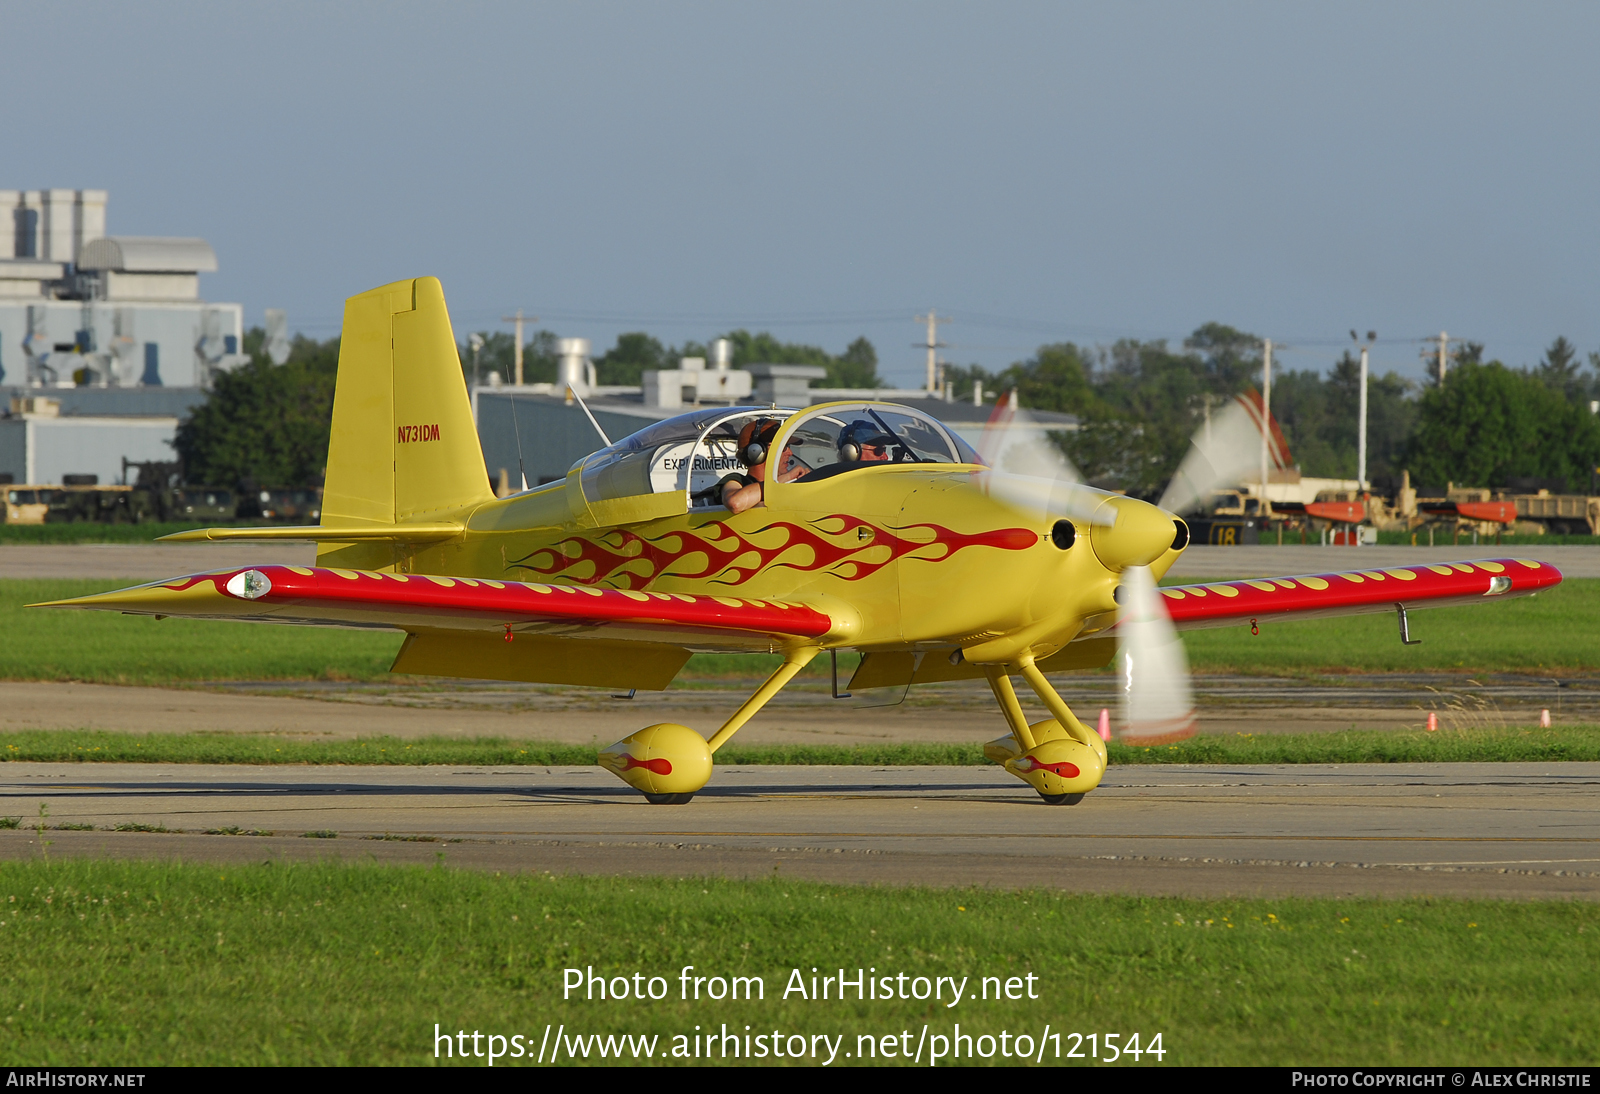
982,664,1108,802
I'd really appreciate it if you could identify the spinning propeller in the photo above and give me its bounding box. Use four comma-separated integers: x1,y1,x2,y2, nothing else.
1115,562,1197,744
1158,392,1287,516
971,390,1195,742
975,391,1116,528
1121,391,1288,744
1120,392,1286,743
974,388,1281,745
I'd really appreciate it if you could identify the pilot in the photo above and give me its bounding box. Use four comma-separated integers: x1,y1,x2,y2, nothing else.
720,418,791,514
837,420,895,464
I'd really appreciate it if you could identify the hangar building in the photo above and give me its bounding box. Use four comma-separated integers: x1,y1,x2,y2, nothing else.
0,188,245,485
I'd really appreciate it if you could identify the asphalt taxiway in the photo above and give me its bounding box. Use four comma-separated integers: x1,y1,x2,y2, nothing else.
5,672,1592,745
3,762,1596,901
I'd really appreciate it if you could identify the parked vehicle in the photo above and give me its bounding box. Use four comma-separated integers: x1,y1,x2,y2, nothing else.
1497,490,1600,535
4,486,52,524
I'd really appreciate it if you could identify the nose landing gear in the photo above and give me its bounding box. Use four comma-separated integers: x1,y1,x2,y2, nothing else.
981,661,1108,803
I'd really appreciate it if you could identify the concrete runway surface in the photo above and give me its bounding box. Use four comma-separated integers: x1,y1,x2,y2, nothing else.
3,542,1597,579
2,762,1596,901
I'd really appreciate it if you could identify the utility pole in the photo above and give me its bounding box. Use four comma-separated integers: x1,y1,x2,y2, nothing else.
1436,330,1448,386
501,308,537,386
1351,330,1375,493
1259,339,1273,508
913,310,948,393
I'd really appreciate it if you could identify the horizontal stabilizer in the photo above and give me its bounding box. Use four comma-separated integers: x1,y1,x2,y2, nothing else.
158,524,463,544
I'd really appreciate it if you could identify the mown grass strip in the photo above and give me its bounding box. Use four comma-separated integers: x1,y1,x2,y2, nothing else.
2,727,1599,766
1109,725,1600,764
0,522,208,544
0,860,1593,1066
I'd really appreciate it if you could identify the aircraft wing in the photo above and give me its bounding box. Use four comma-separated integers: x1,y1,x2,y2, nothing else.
34,565,837,690
1152,556,1561,631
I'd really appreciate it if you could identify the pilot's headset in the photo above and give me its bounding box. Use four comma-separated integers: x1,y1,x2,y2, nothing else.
837,420,891,463
737,418,781,467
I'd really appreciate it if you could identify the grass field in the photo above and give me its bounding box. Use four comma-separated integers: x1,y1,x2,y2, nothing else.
1370,530,1600,547
0,523,206,544
5,578,1598,685
0,860,1591,1066
2,727,1598,770
1176,574,1599,673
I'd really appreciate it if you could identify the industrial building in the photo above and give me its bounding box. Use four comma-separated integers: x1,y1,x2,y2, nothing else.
0,398,176,487
0,188,244,485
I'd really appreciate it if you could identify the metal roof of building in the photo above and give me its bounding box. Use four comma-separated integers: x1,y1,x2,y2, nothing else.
76,237,218,273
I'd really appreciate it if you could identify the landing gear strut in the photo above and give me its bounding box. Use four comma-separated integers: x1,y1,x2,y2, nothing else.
599,647,821,804
980,658,1107,803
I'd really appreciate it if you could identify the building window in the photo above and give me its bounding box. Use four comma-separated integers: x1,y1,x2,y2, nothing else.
141,343,162,386
14,209,38,258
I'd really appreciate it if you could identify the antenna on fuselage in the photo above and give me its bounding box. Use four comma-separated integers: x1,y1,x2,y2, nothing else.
568,384,613,448
508,391,529,492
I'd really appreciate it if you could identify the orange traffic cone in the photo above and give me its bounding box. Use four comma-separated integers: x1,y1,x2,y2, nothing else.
1097,708,1111,742
1426,712,1438,732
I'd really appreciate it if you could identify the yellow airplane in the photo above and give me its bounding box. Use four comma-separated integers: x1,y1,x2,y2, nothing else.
37,279,1563,805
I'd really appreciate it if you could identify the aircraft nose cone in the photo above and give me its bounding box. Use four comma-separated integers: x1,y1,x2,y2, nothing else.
1090,496,1179,571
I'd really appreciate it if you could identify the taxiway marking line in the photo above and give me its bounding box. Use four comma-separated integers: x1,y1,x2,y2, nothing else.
336,831,1600,843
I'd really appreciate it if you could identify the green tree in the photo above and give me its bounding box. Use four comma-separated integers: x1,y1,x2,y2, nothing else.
457,330,559,386
1185,322,1263,393
594,332,667,386
1408,360,1600,490
1272,352,1416,490
173,330,340,488
833,337,881,388
1268,368,1338,477
1536,336,1586,403
721,329,882,388
941,327,1264,497
1066,333,1261,497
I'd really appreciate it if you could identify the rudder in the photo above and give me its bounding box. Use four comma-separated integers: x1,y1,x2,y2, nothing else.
322,277,490,532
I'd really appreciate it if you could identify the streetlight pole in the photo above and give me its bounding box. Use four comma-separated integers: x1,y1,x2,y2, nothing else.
1259,339,1272,509
1350,330,1375,494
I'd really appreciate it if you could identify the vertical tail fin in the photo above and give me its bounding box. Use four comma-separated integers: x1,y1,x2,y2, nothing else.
321,277,491,531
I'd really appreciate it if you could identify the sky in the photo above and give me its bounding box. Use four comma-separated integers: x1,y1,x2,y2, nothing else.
3,2,1597,387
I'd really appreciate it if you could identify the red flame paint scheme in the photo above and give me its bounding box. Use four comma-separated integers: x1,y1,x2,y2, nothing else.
621,755,672,775
508,514,1037,589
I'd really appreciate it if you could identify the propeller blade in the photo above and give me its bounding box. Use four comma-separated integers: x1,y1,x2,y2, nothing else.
976,392,1115,526
1116,564,1197,745
1157,396,1271,515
